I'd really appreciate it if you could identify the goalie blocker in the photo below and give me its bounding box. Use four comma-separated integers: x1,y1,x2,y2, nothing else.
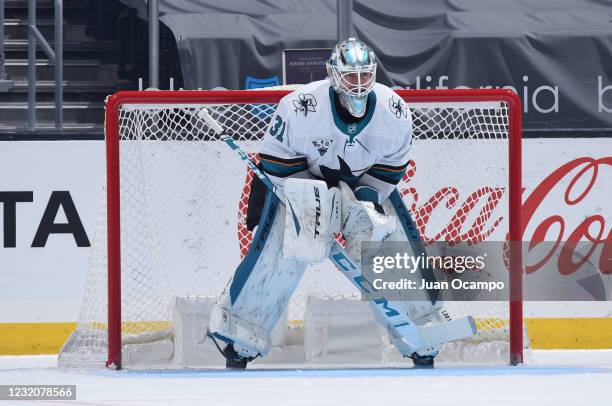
283,179,340,263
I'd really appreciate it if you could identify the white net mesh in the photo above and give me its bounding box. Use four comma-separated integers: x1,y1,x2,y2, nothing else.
59,90,519,367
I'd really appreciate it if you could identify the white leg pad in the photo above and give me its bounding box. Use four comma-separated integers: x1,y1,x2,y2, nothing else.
208,304,273,358
208,201,308,358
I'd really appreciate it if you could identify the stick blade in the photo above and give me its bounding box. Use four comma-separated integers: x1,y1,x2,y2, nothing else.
419,316,477,347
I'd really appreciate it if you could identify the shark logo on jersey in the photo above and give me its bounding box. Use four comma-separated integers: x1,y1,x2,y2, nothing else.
312,138,334,156
319,155,368,188
292,93,317,116
389,96,408,119
347,124,357,134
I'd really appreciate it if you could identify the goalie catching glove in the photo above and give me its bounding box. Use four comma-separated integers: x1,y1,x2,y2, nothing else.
340,181,396,261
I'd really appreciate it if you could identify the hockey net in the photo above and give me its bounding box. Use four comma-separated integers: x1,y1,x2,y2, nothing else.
59,89,523,368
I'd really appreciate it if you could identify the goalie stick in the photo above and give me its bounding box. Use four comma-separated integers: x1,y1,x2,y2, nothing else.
197,107,477,355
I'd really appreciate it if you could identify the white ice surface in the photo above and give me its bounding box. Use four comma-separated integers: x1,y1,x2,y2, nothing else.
1,351,611,406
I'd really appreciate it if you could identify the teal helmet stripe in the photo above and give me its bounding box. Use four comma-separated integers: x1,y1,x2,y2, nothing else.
341,41,371,65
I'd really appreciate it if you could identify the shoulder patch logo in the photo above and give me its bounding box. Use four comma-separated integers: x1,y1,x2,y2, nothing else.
389,95,408,119
292,93,317,116
312,138,334,156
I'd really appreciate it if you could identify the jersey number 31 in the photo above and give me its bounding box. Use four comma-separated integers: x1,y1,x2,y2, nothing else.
270,116,286,142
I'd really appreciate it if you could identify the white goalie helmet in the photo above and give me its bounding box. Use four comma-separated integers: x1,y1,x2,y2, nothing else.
326,37,377,118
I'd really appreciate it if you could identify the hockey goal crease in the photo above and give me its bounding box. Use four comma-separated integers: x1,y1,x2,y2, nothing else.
58,88,525,369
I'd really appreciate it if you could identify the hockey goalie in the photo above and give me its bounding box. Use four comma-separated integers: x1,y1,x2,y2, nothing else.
207,38,476,369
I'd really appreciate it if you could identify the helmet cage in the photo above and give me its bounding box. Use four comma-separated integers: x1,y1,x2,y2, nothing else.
329,63,377,99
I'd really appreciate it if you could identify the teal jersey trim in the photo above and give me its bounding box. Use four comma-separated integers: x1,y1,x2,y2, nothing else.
366,166,406,185
259,153,308,178
260,159,307,177
328,87,376,142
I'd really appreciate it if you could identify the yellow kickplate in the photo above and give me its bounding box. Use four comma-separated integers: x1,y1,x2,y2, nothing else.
1,318,611,355
526,318,612,349
0,323,76,355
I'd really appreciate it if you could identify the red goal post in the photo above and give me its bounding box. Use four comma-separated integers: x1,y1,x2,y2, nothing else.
103,88,522,369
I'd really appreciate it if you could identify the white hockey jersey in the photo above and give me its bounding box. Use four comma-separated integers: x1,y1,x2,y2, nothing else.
259,79,413,202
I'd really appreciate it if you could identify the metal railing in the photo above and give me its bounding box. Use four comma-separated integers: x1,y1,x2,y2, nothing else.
0,0,15,91
148,0,159,89
28,0,63,130
337,0,353,41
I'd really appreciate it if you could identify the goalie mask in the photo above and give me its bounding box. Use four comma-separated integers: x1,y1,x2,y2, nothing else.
327,38,377,118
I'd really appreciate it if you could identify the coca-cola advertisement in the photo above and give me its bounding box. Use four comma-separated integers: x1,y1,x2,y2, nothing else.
394,140,612,301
